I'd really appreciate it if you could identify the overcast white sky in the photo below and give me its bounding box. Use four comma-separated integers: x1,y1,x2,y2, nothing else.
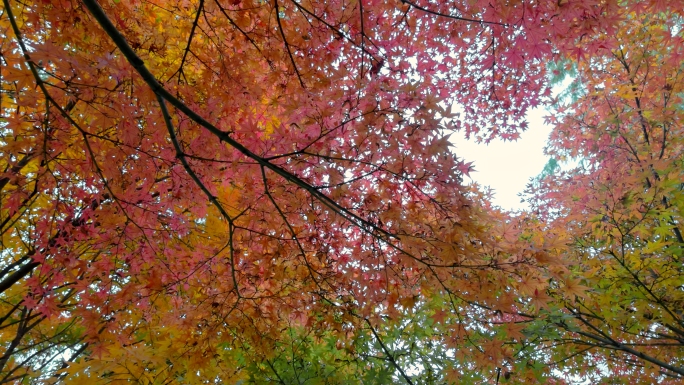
451,108,552,211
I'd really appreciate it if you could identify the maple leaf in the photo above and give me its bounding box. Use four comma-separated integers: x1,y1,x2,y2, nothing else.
503,322,527,342
529,289,553,311
562,277,589,300
431,309,449,325
89,343,109,360
457,161,475,178
517,273,544,296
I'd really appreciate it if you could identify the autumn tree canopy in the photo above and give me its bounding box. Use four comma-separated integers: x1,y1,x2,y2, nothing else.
526,8,684,383
0,0,682,383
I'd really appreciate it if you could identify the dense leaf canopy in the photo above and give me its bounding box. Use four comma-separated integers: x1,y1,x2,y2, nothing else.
0,0,682,383
528,9,684,382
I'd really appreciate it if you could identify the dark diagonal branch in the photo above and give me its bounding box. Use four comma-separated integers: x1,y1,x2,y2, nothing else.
366,319,415,385
169,0,205,83
399,0,508,26
272,0,305,88
81,0,398,244
155,93,241,296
